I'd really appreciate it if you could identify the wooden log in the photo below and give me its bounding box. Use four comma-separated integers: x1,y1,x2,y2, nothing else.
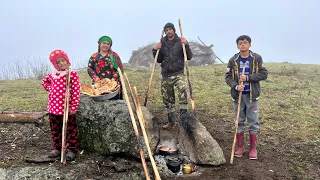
0,112,47,123
1,111,46,115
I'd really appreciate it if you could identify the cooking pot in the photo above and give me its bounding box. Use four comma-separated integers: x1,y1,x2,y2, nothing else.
165,156,183,173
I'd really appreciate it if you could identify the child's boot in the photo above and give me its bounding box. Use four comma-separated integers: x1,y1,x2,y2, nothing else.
48,150,61,158
234,132,245,157
249,133,258,160
66,150,76,161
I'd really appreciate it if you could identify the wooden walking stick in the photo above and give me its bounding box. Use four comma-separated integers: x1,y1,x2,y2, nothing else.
124,73,137,109
178,19,196,115
61,67,71,164
230,64,246,164
133,86,161,180
124,72,146,126
117,67,151,180
144,30,164,107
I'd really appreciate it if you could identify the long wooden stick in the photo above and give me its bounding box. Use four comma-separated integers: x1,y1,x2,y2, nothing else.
124,73,137,109
178,19,196,115
124,72,147,126
144,30,164,107
133,86,161,180
230,64,246,164
117,68,150,180
61,67,71,164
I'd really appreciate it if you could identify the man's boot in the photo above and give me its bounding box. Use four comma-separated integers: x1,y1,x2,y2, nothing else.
180,109,187,115
163,112,175,129
249,133,257,160
234,132,245,157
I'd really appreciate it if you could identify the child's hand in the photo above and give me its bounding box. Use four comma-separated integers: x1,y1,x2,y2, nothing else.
69,110,76,115
236,84,245,92
239,75,247,82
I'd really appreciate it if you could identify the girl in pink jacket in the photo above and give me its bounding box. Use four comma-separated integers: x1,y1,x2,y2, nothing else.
42,49,80,161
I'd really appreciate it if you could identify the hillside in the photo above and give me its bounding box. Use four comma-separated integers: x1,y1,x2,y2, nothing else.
0,63,319,179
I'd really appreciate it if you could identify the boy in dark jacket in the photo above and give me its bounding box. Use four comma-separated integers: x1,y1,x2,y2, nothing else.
152,22,193,129
225,35,268,160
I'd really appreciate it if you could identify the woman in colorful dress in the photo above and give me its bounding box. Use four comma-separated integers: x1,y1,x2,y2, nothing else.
87,36,124,100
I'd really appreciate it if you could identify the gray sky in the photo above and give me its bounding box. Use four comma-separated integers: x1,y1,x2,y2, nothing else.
0,0,319,68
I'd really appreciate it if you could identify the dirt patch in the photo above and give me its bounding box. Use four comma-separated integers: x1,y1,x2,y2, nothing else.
154,110,318,180
0,109,319,180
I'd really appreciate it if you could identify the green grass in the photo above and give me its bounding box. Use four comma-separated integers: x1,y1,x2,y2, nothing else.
0,62,319,178
1,63,319,139
1,63,319,136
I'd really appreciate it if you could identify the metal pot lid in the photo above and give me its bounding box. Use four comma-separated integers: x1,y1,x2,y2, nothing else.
159,146,177,152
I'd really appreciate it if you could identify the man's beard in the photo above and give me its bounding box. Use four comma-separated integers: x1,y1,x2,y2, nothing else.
167,33,174,38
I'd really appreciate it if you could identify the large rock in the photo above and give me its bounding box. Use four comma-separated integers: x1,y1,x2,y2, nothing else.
178,113,226,165
76,96,160,159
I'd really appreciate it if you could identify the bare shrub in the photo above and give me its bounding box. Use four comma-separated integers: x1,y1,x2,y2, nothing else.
0,57,52,80
13,60,28,79
0,60,28,80
24,57,51,80
32,64,51,80
0,65,11,80
0,55,91,80
278,66,300,76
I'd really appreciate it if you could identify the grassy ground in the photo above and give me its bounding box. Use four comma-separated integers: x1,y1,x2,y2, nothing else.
0,62,319,179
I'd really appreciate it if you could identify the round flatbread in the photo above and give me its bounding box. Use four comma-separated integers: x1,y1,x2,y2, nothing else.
80,84,95,95
100,78,111,86
106,80,118,91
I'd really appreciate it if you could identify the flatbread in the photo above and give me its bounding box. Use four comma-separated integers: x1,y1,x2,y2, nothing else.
80,84,95,95
100,78,111,86
81,78,119,96
94,78,111,88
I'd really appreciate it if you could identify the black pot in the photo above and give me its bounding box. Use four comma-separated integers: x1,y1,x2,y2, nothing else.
166,156,183,173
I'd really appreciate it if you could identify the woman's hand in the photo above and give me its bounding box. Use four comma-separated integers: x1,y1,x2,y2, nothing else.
93,77,100,82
